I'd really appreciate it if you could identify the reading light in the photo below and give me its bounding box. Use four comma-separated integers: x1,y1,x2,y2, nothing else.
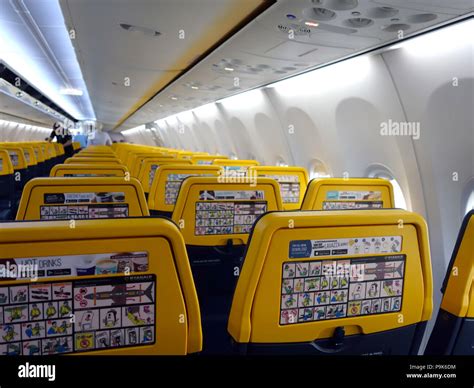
224,67,235,72
305,21,319,27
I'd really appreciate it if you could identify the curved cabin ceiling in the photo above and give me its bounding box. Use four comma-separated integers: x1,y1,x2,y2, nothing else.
60,0,272,131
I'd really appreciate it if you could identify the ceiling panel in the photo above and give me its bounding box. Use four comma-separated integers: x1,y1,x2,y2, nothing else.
60,0,268,130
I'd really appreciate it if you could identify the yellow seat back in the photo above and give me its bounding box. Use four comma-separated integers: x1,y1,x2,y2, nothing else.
172,177,283,246
148,165,221,214
0,218,202,355
65,157,122,165
250,166,309,210
228,209,432,355
425,210,473,355
16,177,149,220
0,150,14,176
138,158,193,193
301,178,395,210
50,164,129,178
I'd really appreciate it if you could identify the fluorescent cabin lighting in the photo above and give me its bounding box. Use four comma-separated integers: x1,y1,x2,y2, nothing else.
60,88,84,96
387,18,473,56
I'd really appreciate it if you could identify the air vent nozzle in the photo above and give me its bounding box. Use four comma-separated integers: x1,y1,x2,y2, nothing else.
344,18,374,28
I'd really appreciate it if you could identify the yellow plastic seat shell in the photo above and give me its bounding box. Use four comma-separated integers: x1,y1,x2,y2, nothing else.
228,209,433,344
50,163,129,177
0,146,28,170
0,218,202,355
250,166,309,210
138,158,193,193
301,178,395,210
65,157,122,165
172,176,283,246
148,164,222,212
440,211,474,318
16,177,149,220
0,149,14,175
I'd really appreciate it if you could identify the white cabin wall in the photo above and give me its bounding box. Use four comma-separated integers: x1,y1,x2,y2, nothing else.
381,21,474,304
0,118,51,141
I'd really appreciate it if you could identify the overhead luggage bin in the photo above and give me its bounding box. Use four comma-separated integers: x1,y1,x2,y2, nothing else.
0,217,202,355
228,209,433,355
301,178,395,210
250,166,309,210
16,177,149,220
50,164,129,178
147,164,221,217
425,210,473,355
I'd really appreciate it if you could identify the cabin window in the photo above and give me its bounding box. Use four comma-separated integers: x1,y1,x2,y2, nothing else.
465,190,474,215
309,159,331,179
368,166,408,210
389,177,409,211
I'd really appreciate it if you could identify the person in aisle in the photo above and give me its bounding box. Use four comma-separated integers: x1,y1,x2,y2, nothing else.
88,125,113,146
47,122,74,157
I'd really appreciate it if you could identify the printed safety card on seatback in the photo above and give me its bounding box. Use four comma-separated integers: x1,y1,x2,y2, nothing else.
40,192,128,219
261,174,300,204
280,236,405,325
0,252,149,281
194,191,266,235
323,190,383,209
164,174,215,205
0,274,155,355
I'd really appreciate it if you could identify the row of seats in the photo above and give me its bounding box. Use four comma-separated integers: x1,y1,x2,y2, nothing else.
13,146,399,354
0,142,470,356
0,141,82,220
3,207,471,355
